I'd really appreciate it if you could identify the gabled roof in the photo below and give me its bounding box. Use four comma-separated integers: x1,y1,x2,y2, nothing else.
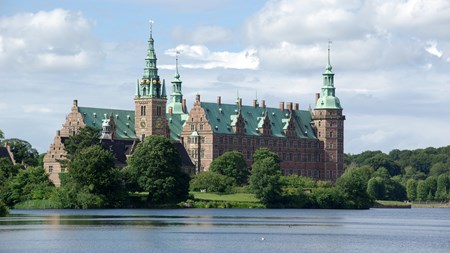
200,102,317,139
78,106,187,142
78,107,137,140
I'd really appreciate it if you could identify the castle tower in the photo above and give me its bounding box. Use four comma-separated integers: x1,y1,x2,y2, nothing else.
313,43,345,180
167,52,185,114
135,21,169,140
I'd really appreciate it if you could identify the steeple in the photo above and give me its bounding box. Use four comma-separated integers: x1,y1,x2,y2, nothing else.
143,20,159,81
137,20,164,99
168,51,185,114
315,41,342,109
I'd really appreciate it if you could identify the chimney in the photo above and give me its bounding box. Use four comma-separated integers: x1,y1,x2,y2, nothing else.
315,93,320,104
294,103,299,110
196,94,201,102
280,102,284,111
253,99,258,108
239,98,242,107
261,100,266,109
57,130,61,136
217,96,221,105
168,106,173,116
287,102,293,112
182,99,187,113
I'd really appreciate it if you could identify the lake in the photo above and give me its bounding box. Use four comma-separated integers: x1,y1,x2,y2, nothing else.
1,208,450,253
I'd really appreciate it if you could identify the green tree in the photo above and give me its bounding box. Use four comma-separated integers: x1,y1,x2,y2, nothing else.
0,158,21,182
124,136,189,206
406,179,417,201
189,172,235,193
336,166,373,209
281,175,316,189
436,174,449,201
367,177,386,200
386,178,406,201
0,200,8,216
403,166,426,180
409,151,432,175
311,187,345,209
0,129,4,140
1,138,38,166
249,156,282,207
416,180,427,201
209,151,248,185
424,177,437,199
365,154,401,176
65,145,125,208
1,166,54,206
429,163,449,177
253,148,281,164
64,126,101,157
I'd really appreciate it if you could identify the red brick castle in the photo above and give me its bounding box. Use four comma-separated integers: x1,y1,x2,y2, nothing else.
44,26,345,186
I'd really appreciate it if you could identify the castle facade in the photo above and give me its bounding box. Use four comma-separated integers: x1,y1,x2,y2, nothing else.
44,27,345,186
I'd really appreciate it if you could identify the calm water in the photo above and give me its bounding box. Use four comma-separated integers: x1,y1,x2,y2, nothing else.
1,208,450,253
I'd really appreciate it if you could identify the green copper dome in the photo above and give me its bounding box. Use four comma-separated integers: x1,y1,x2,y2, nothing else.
315,43,342,110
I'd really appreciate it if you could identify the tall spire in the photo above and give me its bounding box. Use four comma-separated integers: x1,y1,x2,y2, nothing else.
168,51,185,114
135,79,141,97
143,19,159,81
315,41,342,109
325,40,333,74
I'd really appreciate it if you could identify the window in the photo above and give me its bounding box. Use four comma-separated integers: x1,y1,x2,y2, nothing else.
156,106,162,116
190,124,195,131
141,106,146,116
48,166,53,173
199,124,203,130
329,131,333,138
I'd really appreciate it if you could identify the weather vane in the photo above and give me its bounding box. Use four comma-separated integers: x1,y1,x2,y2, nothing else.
149,19,154,36
175,50,180,70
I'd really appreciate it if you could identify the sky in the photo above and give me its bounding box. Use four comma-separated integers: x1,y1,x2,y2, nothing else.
1,0,450,155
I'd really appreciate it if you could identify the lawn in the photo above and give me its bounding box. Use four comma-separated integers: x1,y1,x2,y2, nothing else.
191,192,260,203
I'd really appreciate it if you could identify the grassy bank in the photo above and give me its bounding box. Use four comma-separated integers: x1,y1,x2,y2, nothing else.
187,192,264,208
411,202,450,208
373,200,411,208
192,192,259,202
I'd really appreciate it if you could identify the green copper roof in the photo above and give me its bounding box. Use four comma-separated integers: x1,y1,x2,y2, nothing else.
315,44,342,110
78,107,137,140
78,106,187,142
167,112,188,141
200,102,317,139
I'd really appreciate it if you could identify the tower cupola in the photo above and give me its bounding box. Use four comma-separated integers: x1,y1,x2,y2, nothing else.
315,41,342,109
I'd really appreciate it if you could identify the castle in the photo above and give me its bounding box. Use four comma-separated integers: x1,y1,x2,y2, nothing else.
43,26,345,186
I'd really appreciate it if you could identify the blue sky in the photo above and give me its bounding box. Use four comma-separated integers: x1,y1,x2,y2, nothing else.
1,0,450,154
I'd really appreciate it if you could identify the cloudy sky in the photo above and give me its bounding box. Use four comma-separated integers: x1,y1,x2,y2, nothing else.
1,0,450,154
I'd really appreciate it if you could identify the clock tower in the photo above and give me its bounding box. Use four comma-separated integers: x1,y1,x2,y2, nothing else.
135,21,169,140
313,43,345,180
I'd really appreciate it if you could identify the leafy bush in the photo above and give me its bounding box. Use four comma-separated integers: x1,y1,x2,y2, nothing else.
0,201,8,216
190,172,235,193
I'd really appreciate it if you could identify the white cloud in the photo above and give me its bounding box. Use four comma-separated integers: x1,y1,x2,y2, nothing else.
246,0,369,45
425,41,443,58
244,0,449,73
375,0,450,39
163,44,259,70
0,9,104,72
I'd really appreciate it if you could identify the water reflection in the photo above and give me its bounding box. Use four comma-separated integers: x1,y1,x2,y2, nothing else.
1,208,450,253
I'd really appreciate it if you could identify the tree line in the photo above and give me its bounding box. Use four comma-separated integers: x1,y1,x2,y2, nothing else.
1,125,449,215
345,147,450,202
